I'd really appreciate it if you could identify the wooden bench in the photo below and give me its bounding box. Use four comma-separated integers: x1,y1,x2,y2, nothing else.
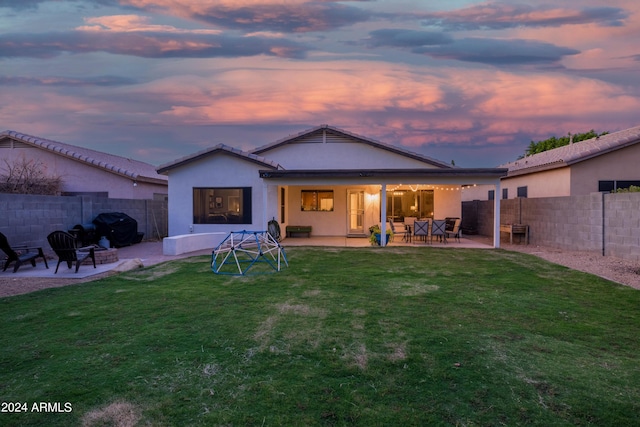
500,224,529,244
286,225,312,238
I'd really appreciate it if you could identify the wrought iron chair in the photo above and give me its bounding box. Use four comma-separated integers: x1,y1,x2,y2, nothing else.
413,220,430,243
47,231,96,273
0,232,49,273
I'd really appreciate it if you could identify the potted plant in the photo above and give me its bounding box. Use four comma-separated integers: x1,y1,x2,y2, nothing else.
369,224,393,245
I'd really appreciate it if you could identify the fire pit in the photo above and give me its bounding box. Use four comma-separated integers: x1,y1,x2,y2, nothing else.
79,246,119,265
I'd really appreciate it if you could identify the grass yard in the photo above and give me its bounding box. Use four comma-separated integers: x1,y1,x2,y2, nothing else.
1,247,639,426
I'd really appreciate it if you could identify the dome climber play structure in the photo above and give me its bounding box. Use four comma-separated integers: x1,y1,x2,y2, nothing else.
211,230,288,275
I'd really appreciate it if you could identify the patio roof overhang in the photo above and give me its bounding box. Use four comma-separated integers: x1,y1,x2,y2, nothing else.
258,168,508,186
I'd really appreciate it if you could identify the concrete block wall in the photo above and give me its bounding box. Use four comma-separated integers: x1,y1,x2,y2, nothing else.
1,194,82,249
464,192,640,261
605,193,640,260
520,194,603,252
1,193,167,255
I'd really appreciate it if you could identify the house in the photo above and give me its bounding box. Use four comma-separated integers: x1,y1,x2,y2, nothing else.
157,125,507,250
462,125,640,201
0,130,167,200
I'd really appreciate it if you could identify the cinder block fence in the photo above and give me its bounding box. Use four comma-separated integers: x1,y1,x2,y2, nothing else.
463,192,640,262
0,193,167,252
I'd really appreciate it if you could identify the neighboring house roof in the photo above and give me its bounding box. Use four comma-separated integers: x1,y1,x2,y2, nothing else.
251,124,454,169
501,125,640,177
0,130,167,185
157,143,282,174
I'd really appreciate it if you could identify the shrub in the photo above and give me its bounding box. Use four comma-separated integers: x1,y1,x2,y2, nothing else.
0,158,61,195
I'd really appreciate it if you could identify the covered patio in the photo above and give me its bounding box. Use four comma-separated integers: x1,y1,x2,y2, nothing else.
260,168,507,248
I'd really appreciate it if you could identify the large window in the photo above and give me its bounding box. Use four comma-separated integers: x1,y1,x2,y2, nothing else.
301,190,334,211
386,190,434,220
193,187,252,224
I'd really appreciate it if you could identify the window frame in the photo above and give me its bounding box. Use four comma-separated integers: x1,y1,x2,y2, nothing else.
192,187,252,224
301,190,334,212
517,186,528,198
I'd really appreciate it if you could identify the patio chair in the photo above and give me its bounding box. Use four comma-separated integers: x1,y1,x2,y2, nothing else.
413,219,430,242
445,218,462,242
388,221,408,242
47,231,96,273
0,232,49,273
431,220,447,243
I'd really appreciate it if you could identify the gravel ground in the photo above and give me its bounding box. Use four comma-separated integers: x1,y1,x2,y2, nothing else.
501,242,640,290
1,241,638,298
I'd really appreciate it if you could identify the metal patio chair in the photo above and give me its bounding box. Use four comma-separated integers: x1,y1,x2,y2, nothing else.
413,220,430,243
431,220,447,243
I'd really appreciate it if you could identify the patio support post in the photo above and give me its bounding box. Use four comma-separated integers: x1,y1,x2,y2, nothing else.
381,183,388,246
493,179,501,248
262,182,269,231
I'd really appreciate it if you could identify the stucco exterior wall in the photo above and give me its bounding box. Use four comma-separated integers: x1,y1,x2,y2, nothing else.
285,186,349,236
433,188,462,219
461,185,492,201
502,168,570,199
164,154,267,236
283,185,383,236
256,142,441,170
1,146,167,199
463,168,571,201
570,144,640,195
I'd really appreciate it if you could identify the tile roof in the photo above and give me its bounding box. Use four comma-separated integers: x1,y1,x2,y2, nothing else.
501,125,640,176
1,130,167,184
156,143,282,174
251,124,454,169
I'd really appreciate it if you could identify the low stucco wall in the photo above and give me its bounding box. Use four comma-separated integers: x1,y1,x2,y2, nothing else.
162,232,227,255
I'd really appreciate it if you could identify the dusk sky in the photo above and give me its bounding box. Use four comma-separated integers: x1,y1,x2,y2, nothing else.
1,0,639,168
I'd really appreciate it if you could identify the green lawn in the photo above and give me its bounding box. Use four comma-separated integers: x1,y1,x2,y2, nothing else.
1,247,639,426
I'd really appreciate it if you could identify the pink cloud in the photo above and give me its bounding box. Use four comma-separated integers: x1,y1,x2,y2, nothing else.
77,15,222,34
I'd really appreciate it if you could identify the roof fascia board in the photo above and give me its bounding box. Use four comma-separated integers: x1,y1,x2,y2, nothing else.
505,161,567,177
